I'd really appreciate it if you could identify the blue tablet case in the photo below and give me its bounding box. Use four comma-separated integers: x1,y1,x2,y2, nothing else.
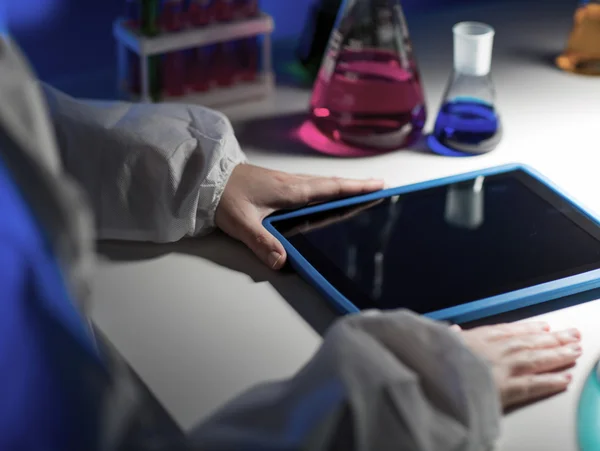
263,163,600,323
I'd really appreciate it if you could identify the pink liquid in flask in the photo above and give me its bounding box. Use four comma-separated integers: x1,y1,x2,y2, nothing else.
309,49,426,153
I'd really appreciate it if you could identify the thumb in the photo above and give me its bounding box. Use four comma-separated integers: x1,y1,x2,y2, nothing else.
239,222,287,270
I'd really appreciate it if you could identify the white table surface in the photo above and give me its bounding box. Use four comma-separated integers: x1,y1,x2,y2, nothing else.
91,1,600,450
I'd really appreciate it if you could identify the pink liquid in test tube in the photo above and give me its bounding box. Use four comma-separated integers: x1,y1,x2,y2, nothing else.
211,43,236,86
237,38,258,82
186,47,211,92
214,0,235,21
247,0,259,17
160,0,186,32
188,0,215,27
234,0,258,18
162,51,186,97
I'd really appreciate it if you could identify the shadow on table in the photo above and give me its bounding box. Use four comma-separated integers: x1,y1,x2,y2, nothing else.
501,46,562,70
97,234,339,336
234,112,318,157
97,233,600,335
234,111,433,158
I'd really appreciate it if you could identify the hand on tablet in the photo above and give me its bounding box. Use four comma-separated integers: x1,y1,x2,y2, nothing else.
215,164,385,269
454,322,582,410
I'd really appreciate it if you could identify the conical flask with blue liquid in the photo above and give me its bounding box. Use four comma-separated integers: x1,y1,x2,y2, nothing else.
428,22,502,156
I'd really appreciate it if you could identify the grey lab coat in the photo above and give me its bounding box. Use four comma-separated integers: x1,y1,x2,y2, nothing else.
0,35,501,450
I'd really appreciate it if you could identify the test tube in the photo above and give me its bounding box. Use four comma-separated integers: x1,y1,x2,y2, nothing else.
234,0,258,18
160,0,186,32
214,0,235,21
187,0,215,27
186,46,212,92
162,51,186,97
211,42,236,86
237,37,259,82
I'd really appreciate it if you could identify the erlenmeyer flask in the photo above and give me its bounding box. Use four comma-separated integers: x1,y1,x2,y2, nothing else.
428,22,502,157
556,0,600,76
306,0,426,154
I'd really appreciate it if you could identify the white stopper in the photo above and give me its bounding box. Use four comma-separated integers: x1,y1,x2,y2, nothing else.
453,22,495,76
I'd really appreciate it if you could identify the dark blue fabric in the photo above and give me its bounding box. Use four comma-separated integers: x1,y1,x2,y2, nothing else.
0,154,103,450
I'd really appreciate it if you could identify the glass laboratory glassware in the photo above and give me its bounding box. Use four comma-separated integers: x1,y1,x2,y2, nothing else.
160,0,186,32
556,0,600,76
141,0,160,36
188,0,215,27
428,22,502,157
237,37,259,82
211,42,236,87
235,0,259,18
307,0,427,154
215,0,235,22
162,51,186,97
186,46,212,92
141,0,162,102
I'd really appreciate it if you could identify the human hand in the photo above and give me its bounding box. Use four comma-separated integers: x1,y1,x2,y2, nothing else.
454,322,582,410
215,164,384,269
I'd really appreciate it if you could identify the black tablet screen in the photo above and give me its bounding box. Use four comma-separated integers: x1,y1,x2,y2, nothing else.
270,170,600,314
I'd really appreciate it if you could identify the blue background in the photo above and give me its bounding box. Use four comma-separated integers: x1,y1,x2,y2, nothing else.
3,0,474,97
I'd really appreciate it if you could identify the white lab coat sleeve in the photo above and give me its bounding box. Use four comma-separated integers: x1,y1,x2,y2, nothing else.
190,309,501,451
40,84,247,243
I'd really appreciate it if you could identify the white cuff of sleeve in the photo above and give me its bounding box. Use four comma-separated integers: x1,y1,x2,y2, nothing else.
194,133,247,235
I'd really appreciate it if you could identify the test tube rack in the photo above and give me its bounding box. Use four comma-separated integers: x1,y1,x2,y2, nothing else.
113,13,275,107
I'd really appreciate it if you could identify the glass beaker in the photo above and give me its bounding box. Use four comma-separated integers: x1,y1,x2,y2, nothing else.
556,0,600,76
306,0,427,154
428,22,502,156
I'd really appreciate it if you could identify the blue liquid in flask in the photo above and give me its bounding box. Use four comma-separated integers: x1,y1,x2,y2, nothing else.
428,97,502,157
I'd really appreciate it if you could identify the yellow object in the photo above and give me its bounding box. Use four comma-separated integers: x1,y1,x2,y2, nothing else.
556,2,600,75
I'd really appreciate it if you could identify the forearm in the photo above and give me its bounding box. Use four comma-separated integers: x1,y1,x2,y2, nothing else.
41,84,247,243
189,310,501,451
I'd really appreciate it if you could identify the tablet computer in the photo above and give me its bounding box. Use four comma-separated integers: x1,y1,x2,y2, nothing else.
263,164,600,324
